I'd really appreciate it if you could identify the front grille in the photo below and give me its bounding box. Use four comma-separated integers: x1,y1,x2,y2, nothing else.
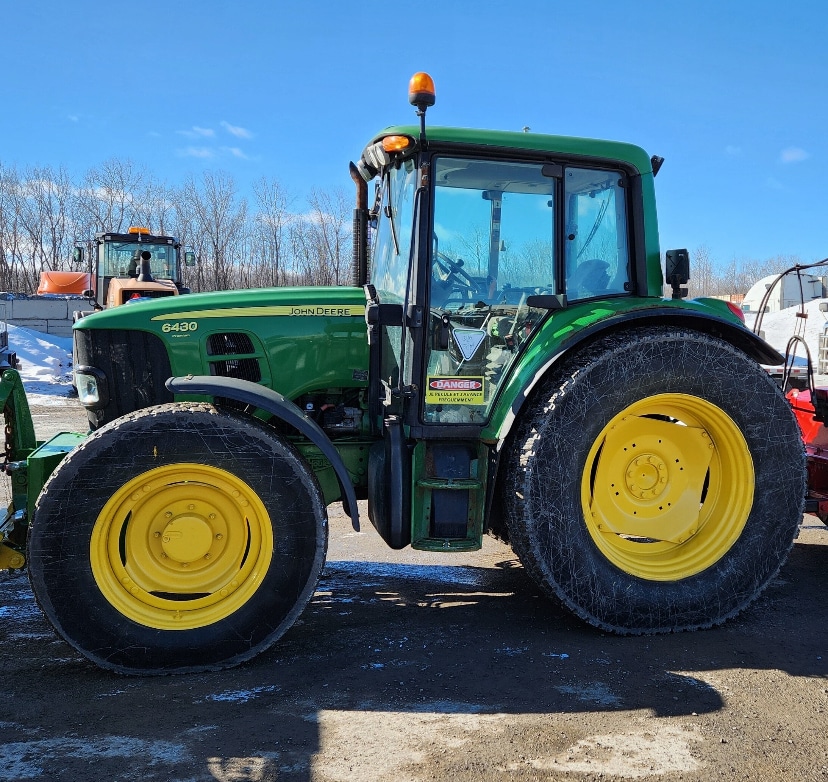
205,331,263,412
207,332,254,355
207,332,262,382
75,328,173,429
209,357,262,382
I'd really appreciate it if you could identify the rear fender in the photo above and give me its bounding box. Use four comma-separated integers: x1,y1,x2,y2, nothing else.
485,308,783,449
166,375,360,530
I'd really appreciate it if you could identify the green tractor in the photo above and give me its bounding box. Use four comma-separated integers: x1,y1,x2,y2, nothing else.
1,73,806,674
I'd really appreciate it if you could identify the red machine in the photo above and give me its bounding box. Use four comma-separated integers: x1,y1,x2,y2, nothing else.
788,387,828,522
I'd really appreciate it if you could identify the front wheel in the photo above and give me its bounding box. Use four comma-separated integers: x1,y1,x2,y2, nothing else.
503,327,806,633
28,403,327,674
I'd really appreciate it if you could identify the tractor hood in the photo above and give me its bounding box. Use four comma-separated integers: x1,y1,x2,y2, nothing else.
74,285,368,331
74,286,370,429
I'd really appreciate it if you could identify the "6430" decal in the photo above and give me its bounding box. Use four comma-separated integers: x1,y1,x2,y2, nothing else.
161,321,198,334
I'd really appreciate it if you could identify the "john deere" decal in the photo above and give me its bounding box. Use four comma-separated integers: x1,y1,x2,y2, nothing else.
151,305,365,321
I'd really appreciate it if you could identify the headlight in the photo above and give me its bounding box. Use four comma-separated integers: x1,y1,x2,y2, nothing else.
74,367,108,409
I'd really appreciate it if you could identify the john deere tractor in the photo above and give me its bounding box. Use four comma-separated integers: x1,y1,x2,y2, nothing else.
1,73,806,674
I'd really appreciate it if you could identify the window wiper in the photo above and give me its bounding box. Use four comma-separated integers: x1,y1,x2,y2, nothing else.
383,171,400,256
576,195,610,260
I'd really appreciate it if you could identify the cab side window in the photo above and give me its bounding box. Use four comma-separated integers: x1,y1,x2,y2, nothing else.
565,168,630,301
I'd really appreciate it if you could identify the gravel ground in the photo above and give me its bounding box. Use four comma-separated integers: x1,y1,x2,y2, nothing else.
1,399,827,782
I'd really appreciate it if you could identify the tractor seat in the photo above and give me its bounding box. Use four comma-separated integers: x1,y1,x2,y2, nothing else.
568,258,610,298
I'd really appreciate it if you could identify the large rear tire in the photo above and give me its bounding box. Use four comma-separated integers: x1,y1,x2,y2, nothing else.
27,403,327,674
503,327,806,633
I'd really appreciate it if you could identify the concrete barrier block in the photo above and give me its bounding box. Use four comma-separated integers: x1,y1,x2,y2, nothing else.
10,318,48,332
45,322,74,338
11,298,68,319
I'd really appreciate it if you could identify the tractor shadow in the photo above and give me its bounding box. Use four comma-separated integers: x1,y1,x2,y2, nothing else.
2,522,827,781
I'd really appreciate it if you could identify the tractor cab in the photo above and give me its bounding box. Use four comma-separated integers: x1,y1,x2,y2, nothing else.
359,74,638,552
74,226,195,309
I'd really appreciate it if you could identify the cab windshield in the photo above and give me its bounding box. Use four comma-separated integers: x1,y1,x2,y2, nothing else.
101,241,180,281
368,157,419,397
370,158,418,304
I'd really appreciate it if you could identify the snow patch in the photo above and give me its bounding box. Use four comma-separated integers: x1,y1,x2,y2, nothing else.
204,684,281,703
7,323,74,402
0,736,189,781
556,681,622,706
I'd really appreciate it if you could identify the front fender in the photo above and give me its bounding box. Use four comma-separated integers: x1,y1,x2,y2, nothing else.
165,375,360,531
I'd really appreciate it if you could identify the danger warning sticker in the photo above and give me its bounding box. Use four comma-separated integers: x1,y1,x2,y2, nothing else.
425,376,485,405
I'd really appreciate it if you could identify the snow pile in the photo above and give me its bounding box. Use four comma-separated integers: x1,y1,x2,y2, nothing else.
744,298,828,366
7,324,74,405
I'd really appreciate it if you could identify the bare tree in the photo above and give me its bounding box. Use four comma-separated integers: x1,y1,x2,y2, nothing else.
290,188,351,285
178,171,247,292
131,178,177,237
75,158,146,236
0,163,28,291
0,165,76,292
690,245,716,297
240,177,293,288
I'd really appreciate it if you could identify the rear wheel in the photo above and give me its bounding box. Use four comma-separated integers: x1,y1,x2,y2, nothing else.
28,403,327,674
503,327,806,633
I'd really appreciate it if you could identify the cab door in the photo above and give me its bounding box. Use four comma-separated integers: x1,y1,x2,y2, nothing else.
364,156,421,547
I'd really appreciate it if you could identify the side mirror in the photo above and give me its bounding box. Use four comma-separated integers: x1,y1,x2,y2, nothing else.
665,248,690,299
73,246,85,264
184,250,196,267
820,302,828,313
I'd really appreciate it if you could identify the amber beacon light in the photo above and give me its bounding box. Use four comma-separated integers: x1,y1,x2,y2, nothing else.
408,72,436,109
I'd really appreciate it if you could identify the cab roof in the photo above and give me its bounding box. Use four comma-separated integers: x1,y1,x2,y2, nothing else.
369,125,654,176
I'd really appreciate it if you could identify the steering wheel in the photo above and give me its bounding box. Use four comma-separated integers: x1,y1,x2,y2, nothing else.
433,252,481,303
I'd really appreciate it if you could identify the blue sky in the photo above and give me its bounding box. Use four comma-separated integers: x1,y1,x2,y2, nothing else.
2,0,827,266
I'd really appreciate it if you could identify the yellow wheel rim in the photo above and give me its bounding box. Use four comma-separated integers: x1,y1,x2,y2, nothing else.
581,393,754,581
90,464,273,630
